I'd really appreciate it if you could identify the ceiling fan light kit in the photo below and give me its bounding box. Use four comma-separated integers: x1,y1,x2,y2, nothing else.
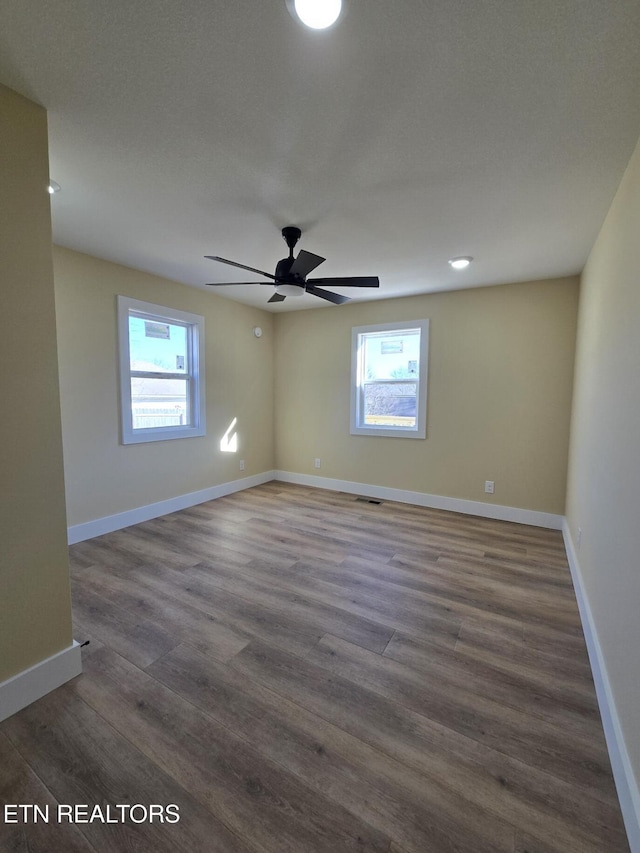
205,225,379,306
276,283,305,297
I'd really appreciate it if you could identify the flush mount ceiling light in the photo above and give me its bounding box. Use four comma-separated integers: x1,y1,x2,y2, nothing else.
291,0,342,29
448,256,473,270
48,180,61,194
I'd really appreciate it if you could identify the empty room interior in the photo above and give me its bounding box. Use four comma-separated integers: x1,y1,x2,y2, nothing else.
1,2,640,852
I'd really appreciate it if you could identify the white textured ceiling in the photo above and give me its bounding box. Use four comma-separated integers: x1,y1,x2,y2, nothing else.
2,0,640,311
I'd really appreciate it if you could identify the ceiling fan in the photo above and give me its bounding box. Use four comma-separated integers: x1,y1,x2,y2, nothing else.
205,226,380,304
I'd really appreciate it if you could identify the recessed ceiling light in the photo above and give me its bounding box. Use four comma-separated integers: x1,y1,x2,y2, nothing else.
448,256,472,270
48,180,61,194
292,0,342,29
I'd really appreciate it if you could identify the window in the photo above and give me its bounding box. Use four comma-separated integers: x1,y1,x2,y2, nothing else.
350,319,429,438
117,296,205,444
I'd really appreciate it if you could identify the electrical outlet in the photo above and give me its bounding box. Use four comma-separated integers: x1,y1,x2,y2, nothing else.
577,527,582,549
239,459,245,471
484,480,495,494
314,458,321,469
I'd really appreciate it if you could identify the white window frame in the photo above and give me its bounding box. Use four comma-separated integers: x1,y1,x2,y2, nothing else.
117,295,206,444
350,319,429,439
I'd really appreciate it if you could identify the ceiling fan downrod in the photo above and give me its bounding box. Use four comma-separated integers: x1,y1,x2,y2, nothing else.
281,226,302,257
276,226,304,283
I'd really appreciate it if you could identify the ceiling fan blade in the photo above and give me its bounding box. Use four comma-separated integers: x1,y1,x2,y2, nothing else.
268,292,287,303
305,284,350,304
205,255,277,281
307,276,380,288
289,250,325,279
206,281,272,286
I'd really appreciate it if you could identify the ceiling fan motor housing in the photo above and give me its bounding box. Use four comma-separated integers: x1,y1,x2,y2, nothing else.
275,255,305,286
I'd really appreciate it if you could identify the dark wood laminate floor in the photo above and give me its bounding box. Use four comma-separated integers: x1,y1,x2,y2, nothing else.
1,482,630,852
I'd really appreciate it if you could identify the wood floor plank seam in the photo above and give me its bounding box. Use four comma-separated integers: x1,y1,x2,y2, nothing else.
379,628,398,657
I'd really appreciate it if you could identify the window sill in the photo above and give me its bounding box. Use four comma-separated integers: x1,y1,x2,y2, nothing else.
350,426,426,439
122,424,206,445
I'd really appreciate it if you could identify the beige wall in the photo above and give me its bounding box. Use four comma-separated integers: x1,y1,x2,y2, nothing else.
566,135,640,783
0,85,73,681
275,278,578,514
53,247,275,527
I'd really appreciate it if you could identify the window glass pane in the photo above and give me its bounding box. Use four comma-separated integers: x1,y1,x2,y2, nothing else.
130,377,189,429
362,329,420,380
363,382,417,427
351,319,428,439
128,315,188,373
118,296,206,444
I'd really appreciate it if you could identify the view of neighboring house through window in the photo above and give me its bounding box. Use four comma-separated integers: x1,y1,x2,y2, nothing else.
350,319,429,438
117,296,205,444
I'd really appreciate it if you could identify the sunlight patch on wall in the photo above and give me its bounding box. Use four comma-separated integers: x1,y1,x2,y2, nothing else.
220,417,238,453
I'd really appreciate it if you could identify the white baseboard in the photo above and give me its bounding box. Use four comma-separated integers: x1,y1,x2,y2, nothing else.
67,470,276,544
0,642,82,723
68,469,562,543
275,470,564,529
563,521,640,853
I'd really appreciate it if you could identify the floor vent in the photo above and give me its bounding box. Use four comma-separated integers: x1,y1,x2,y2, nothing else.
355,497,383,505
